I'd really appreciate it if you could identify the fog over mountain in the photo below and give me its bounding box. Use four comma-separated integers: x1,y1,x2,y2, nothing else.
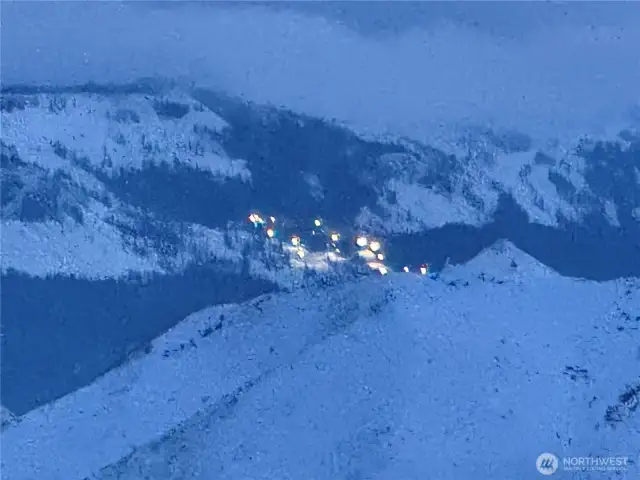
4,1,640,142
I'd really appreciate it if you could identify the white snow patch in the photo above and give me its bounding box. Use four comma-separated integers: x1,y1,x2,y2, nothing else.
360,179,489,233
1,406,18,431
303,172,324,201
0,212,162,279
0,209,285,282
1,93,250,181
444,240,557,285
491,151,557,226
603,200,621,227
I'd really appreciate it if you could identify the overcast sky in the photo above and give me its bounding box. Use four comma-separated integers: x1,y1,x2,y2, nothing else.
3,1,640,143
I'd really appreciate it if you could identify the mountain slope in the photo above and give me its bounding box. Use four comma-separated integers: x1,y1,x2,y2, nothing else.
1,83,639,418
2,243,638,480
2,85,639,277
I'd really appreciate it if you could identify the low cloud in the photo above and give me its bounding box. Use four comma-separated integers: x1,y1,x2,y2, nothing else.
3,2,639,143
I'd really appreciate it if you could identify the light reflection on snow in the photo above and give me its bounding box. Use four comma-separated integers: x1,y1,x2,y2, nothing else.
357,249,377,261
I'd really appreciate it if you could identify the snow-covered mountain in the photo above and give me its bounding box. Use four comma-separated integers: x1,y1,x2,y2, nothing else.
2,83,639,274
1,80,639,478
1,82,639,416
2,242,638,479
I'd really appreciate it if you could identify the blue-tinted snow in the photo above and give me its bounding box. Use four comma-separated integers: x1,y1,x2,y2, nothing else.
2,244,638,479
1,3,639,476
1,87,639,418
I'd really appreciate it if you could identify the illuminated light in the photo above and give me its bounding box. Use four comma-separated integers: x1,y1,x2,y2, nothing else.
249,213,265,226
266,228,275,238
314,219,322,227
358,249,377,260
356,236,368,247
335,248,341,253
420,266,427,275
369,240,381,252
377,253,384,261
291,235,300,246
366,261,388,274
296,248,305,259
270,216,276,223
330,232,340,243
403,266,409,273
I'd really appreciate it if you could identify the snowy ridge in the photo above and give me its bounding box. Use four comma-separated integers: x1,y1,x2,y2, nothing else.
0,275,392,480
444,239,557,282
1,90,248,279
3,88,638,284
1,90,316,285
2,244,638,479
1,91,244,179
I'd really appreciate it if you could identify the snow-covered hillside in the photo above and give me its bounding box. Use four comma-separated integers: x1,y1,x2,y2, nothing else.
2,243,638,479
1,90,248,279
1,83,639,417
2,2,640,478
2,85,638,276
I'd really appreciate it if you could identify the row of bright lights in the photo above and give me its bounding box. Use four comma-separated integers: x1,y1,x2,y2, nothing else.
248,212,430,276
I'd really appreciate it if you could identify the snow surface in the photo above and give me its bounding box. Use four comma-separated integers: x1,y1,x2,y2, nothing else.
2,89,625,244
0,406,17,431
0,213,161,279
1,92,249,181
0,91,259,279
0,202,312,288
490,151,556,226
362,179,491,232
2,243,638,480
